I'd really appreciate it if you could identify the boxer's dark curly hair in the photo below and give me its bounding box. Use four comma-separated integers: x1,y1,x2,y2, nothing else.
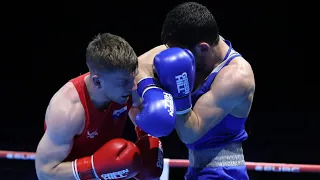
161,2,219,49
86,33,138,73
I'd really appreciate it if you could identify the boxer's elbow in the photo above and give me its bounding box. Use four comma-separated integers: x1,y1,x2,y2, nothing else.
176,109,202,132
35,152,69,180
35,145,63,179
36,162,73,180
36,163,58,180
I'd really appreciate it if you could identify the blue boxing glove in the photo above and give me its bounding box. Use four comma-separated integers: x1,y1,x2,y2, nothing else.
135,77,176,137
154,48,195,114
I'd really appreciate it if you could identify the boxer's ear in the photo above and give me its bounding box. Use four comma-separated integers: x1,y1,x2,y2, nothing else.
92,75,101,88
194,42,210,56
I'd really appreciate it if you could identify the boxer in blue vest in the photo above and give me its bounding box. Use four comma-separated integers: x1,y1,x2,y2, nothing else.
136,2,256,179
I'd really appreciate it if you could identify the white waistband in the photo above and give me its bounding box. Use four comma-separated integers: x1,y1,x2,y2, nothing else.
188,142,245,168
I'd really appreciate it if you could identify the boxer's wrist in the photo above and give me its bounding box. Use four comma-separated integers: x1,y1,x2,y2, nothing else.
174,94,192,114
137,77,160,98
72,156,98,180
135,126,148,138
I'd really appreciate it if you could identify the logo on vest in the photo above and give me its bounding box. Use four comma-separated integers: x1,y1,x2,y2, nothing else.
87,129,98,139
112,106,128,119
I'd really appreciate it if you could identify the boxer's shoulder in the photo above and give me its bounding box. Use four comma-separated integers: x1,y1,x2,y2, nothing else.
62,82,82,103
45,82,85,135
50,82,82,106
228,56,253,73
212,58,254,92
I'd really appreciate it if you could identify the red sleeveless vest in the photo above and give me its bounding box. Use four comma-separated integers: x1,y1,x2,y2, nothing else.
45,73,132,161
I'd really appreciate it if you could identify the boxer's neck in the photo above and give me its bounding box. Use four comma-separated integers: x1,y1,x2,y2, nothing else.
210,38,230,68
195,39,230,85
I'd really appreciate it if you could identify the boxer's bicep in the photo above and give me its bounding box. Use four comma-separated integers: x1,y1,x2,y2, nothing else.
36,98,83,179
212,68,252,111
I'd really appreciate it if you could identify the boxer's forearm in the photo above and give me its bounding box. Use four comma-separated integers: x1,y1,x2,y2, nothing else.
176,109,201,132
129,106,141,126
138,45,167,64
37,161,76,180
136,45,168,82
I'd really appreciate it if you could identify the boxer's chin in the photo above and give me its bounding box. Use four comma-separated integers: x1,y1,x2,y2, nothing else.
118,96,129,104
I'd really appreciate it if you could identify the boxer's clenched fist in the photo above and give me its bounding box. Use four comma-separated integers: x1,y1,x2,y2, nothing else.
73,138,142,180
134,127,164,180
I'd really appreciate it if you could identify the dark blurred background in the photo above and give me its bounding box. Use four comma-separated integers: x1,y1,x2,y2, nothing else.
2,0,315,179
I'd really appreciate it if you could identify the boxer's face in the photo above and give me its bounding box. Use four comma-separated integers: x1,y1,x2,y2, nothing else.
167,42,211,73
191,51,206,73
99,70,137,104
192,42,212,73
